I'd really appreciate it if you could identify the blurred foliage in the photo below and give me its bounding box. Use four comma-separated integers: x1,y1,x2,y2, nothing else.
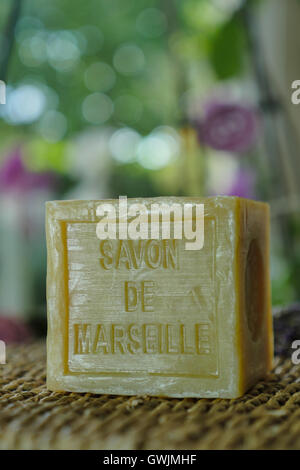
0,0,256,144
0,0,259,187
1,0,178,137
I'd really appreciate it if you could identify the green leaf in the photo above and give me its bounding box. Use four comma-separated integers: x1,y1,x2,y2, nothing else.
210,14,246,80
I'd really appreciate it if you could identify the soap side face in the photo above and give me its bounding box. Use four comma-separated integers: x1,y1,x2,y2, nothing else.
236,199,273,395
46,197,270,398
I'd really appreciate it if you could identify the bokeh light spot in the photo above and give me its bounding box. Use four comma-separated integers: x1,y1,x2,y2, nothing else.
109,127,141,163
47,31,81,72
19,33,47,67
113,43,145,76
36,110,68,142
137,128,179,170
84,62,116,92
5,85,46,124
82,93,114,124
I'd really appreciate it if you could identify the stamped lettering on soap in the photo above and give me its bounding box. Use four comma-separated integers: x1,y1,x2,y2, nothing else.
62,214,219,378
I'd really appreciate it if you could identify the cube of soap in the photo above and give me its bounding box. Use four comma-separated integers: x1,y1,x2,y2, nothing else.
46,197,273,398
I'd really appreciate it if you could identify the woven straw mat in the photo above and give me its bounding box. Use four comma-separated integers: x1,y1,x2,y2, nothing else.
1,341,300,450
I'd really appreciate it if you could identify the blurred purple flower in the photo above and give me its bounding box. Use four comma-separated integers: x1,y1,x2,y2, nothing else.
197,101,259,153
0,316,32,344
0,148,56,193
227,168,256,199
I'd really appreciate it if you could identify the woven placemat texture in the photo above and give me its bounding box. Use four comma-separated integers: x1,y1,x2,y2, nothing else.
1,341,300,450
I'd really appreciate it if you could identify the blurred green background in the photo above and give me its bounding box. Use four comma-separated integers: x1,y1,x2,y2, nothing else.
0,0,300,338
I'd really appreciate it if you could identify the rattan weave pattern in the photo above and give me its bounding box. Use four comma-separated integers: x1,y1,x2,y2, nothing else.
1,341,300,450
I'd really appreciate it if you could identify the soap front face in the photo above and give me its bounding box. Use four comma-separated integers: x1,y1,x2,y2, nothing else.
46,197,273,398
